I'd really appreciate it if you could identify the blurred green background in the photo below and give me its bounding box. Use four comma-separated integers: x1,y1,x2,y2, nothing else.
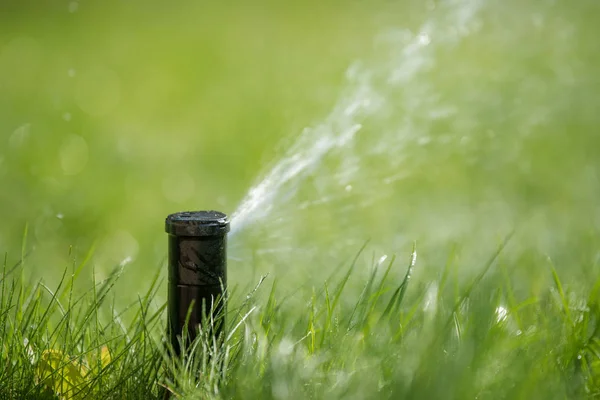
1,0,600,305
0,0,389,285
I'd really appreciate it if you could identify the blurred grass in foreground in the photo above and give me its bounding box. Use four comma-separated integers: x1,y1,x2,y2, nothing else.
3,240,600,398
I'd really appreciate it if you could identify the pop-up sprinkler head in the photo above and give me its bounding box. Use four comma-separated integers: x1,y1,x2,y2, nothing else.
165,211,229,357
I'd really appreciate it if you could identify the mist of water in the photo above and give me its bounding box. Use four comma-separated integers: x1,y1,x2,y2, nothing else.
231,0,490,263
228,0,597,283
231,0,483,238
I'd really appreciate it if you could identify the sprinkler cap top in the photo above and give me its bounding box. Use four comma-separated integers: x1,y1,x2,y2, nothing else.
165,211,230,237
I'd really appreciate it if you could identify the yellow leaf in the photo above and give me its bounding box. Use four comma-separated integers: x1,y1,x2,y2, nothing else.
36,349,89,399
100,345,111,369
86,345,112,374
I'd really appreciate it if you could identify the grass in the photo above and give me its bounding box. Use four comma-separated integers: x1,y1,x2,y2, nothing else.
0,244,164,399
2,0,600,398
3,232,600,399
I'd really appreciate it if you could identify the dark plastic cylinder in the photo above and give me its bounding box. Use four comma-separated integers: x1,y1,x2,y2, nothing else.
165,211,229,356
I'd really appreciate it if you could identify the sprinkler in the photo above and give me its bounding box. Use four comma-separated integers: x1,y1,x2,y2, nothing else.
165,211,229,357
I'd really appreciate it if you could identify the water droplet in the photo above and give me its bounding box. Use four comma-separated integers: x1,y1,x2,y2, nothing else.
62,112,72,122
68,1,78,13
495,306,508,323
59,134,88,175
120,256,132,267
68,68,76,78
345,185,353,192
56,213,64,219
417,33,431,46
377,255,388,266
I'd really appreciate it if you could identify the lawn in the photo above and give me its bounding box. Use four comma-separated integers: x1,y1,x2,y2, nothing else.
1,0,600,398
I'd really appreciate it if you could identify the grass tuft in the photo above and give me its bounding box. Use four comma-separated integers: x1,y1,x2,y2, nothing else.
2,239,600,399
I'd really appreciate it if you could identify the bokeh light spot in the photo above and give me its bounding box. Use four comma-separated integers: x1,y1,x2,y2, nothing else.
9,123,31,149
75,67,121,116
59,134,89,175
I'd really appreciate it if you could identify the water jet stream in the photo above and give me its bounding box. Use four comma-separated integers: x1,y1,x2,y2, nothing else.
230,0,484,239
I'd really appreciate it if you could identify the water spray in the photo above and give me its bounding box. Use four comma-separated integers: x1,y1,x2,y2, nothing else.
165,211,229,357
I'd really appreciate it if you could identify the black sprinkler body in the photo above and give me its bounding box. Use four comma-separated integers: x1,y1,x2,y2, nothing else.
165,211,229,356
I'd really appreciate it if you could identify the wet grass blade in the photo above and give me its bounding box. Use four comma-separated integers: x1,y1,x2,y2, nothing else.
382,242,417,319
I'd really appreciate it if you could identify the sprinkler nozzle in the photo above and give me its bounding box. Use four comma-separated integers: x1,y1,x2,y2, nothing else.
165,211,229,356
